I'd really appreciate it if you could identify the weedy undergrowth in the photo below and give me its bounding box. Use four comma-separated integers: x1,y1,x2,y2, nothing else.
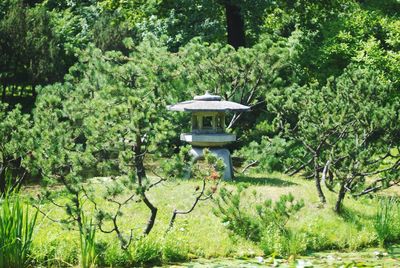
0,190,38,267
213,185,304,257
374,196,400,247
79,212,97,268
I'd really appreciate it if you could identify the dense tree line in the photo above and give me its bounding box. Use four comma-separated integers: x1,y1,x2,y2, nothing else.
1,0,399,101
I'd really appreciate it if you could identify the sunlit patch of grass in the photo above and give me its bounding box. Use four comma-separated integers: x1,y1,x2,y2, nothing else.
24,171,400,266
28,177,261,266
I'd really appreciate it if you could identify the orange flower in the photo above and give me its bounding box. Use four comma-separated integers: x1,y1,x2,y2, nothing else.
209,170,219,180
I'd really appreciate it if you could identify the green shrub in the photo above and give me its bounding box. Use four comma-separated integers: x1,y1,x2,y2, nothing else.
162,234,189,262
96,240,130,267
130,236,162,265
259,225,280,255
261,229,307,257
256,193,304,233
282,231,307,257
213,185,262,242
213,186,304,258
0,193,38,267
31,233,80,266
374,197,400,247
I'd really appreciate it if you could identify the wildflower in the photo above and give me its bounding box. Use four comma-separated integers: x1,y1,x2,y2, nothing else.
209,170,219,180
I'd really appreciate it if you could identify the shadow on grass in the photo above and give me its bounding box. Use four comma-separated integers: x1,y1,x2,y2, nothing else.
339,206,375,231
387,245,400,257
230,175,298,187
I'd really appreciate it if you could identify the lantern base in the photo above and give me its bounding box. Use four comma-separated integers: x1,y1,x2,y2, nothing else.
189,147,233,180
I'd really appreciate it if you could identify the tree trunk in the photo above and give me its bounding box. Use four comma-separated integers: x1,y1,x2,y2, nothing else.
314,155,326,203
32,84,36,98
224,2,246,49
135,155,146,179
142,194,157,235
0,166,5,194
334,182,346,213
134,133,157,235
134,134,146,179
1,84,6,101
137,169,158,235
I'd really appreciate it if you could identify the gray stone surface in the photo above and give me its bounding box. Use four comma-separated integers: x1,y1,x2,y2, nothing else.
167,100,250,112
190,147,234,180
167,92,250,112
180,133,236,147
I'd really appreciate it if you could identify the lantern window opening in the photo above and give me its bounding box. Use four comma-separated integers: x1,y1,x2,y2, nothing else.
191,112,225,134
203,116,213,129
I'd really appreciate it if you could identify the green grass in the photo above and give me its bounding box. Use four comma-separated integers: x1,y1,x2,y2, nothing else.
79,212,97,268
0,193,38,267
22,172,400,266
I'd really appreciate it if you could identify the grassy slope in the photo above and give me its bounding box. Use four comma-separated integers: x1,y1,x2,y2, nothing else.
24,172,394,266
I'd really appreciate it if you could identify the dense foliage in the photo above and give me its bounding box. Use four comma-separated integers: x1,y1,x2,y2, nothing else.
1,0,399,99
213,185,304,257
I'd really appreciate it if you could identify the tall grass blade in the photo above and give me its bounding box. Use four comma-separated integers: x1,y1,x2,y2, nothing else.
79,212,97,268
0,193,38,267
374,197,397,247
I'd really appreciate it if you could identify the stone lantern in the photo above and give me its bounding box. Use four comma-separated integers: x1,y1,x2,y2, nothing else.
167,92,250,179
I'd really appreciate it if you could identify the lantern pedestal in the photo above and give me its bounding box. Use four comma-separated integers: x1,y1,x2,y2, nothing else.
190,147,233,180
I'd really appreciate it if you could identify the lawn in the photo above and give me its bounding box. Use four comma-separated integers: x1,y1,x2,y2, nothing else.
23,171,399,266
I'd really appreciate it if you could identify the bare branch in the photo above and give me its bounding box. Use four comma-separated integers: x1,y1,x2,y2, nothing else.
241,160,258,174
353,179,400,197
167,178,213,232
148,170,167,190
287,157,313,176
33,204,74,225
356,158,400,177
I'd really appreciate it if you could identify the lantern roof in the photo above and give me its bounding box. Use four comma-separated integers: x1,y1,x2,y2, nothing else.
167,91,250,112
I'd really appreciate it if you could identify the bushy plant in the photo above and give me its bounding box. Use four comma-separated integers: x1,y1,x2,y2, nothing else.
260,229,307,257
213,185,263,241
95,241,130,267
256,193,305,233
162,236,189,263
130,236,162,265
0,103,32,194
213,185,304,257
374,197,400,247
0,192,38,267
